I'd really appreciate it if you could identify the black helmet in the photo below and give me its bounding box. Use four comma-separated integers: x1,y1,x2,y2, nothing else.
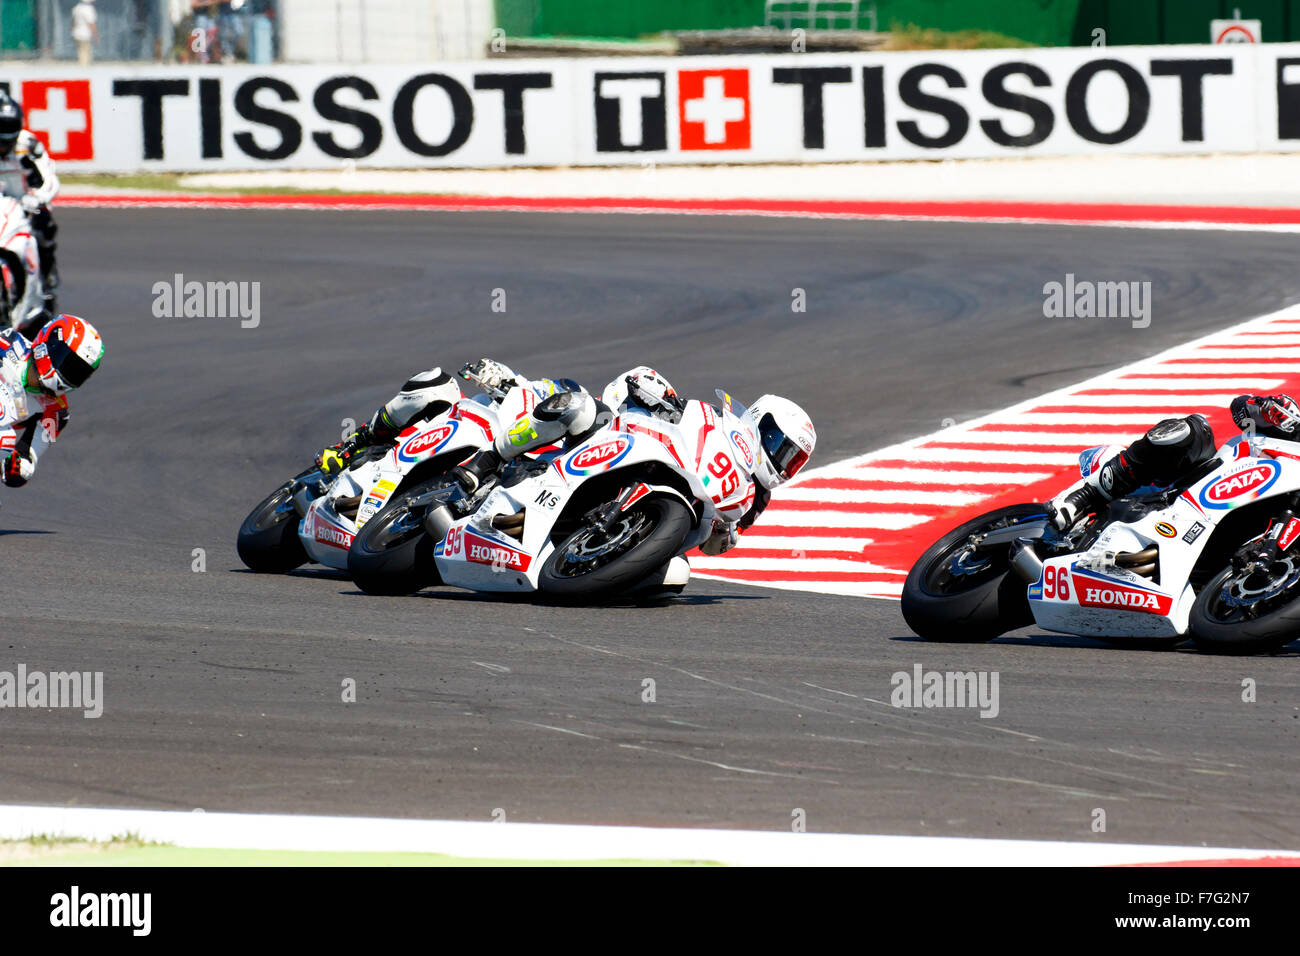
0,92,22,155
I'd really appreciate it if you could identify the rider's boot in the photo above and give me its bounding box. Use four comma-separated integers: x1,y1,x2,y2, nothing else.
39,257,57,313
37,231,57,304
450,448,503,494
1048,452,1140,530
17,306,51,339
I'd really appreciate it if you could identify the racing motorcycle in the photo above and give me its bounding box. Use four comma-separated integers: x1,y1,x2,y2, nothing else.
346,390,761,602
902,429,1300,655
237,377,500,590
0,162,47,331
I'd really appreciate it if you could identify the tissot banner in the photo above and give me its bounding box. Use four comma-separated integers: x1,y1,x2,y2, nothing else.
3,44,1300,171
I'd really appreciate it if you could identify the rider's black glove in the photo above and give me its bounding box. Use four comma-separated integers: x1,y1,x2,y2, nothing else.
1232,394,1300,437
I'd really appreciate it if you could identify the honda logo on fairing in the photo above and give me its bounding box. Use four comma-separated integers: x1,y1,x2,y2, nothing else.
314,524,353,549
565,436,632,476
469,544,525,568
463,530,531,571
1073,575,1172,615
398,422,457,463
1199,460,1281,509
1084,587,1161,610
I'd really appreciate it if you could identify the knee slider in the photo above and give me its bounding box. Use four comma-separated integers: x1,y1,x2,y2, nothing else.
535,391,596,436
1145,417,1192,447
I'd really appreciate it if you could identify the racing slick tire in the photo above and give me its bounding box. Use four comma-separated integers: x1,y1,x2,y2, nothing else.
347,483,443,596
539,496,692,601
1189,565,1300,655
901,503,1042,642
237,483,309,573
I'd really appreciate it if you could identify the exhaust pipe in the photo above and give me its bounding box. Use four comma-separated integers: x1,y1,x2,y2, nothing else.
1115,546,1158,568
290,481,314,518
423,503,455,540
1009,538,1044,583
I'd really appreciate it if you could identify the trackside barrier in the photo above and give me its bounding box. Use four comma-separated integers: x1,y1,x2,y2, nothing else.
3,45,1300,171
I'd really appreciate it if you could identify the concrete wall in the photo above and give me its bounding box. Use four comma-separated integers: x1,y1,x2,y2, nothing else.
280,0,495,63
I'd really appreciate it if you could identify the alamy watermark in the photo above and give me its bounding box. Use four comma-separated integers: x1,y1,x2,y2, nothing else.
0,664,103,718
151,273,261,328
1042,274,1151,329
50,886,150,936
890,664,999,719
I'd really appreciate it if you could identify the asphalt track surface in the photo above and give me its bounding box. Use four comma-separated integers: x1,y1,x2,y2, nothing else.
4,208,1300,848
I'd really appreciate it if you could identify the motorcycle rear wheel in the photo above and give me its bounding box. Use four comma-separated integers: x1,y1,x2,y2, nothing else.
901,503,1043,642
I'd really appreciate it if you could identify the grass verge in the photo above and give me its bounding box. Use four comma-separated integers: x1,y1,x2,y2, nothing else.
1,839,719,867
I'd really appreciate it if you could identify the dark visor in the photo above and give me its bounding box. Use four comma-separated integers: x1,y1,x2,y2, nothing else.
759,413,810,480
45,336,95,388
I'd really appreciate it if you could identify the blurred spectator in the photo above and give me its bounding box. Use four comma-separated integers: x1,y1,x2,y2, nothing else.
192,0,217,62
175,0,271,63
71,0,99,66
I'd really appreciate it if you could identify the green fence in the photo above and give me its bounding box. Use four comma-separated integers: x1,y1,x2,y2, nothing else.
0,0,37,52
497,0,1300,45
1074,0,1298,45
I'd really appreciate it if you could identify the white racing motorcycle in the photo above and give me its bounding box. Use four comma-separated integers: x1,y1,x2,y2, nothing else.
346,390,762,602
0,161,47,330
237,384,500,588
902,428,1300,654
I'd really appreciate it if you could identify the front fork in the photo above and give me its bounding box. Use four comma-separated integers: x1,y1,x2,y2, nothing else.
1236,493,1300,570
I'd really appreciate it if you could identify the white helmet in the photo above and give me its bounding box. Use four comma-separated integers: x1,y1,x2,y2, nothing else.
602,366,680,417
742,394,815,489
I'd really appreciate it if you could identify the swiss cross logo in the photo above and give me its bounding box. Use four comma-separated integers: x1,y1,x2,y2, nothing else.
678,69,750,151
21,80,93,160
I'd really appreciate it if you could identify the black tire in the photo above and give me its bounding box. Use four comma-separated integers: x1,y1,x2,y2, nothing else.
539,496,692,600
237,483,308,573
901,503,1043,642
1189,564,1300,655
347,483,443,596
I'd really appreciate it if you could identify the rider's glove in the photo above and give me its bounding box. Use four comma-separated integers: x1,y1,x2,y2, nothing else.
1232,394,1300,436
2,450,33,487
698,520,739,556
20,195,40,215
460,358,517,394
315,424,373,476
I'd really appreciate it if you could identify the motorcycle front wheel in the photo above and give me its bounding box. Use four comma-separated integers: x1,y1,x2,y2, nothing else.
539,496,692,601
347,480,446,596
1189,561,1300,655
237,482,308,573
901,503,1043,642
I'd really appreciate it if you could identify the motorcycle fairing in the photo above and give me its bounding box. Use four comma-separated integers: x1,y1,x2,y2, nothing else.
1028,439,1300,638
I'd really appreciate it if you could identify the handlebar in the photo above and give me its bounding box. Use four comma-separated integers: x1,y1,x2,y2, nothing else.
458,361,510,401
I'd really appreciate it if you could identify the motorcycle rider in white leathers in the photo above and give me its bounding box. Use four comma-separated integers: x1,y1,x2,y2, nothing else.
317,360,817,555
700,393,816,554
0,314,104,488
449,363,817,557
0,92,62,312
314,359,578,476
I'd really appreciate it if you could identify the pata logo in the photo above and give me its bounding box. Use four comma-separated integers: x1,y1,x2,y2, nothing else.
1207,467,1273,502
575,439,626,468
402,424,455,458
730,430,752,466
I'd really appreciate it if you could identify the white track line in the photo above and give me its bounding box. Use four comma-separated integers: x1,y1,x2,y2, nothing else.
699,302,1300,596
0,805,1293,867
